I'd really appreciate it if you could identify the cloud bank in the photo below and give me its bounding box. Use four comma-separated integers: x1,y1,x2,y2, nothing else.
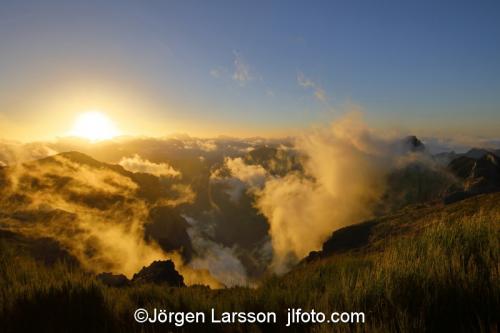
0,154,220,287
255,113,395,273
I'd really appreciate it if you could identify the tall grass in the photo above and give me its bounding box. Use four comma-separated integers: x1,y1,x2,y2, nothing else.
0,213,498,332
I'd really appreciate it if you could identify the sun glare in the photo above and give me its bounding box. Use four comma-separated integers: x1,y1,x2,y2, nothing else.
70,111,119,141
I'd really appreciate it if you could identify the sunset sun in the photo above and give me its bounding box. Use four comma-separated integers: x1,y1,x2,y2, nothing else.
70,111,119,141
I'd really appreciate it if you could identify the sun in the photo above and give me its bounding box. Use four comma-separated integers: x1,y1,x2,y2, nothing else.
70,111,120,141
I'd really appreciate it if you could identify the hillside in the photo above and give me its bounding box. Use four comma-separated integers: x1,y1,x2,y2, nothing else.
1,190,498,332
307,192,500,260
0,152,194,273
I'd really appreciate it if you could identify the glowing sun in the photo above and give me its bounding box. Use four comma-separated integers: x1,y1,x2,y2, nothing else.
70,111,119,141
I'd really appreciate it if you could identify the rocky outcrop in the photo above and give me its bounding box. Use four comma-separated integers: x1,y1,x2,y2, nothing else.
444,152,500,204
96,260,186,288
132,260,185,287
96,272,130,287
145,206,193,261
404,135,426,153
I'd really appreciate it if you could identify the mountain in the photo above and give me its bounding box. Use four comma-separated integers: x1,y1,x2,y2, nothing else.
444,152,500,203
1,144,499,332
463,148,493,159
307,190,500,260
403,135,426,152
0,151,194,269
433,150,458,165
2,189,498,332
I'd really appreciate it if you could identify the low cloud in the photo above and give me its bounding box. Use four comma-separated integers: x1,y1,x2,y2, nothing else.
0,140,58,165
255,113,396,273
225,157,268,188
0,155,220,287
157,184,196,207
185,216,248,287
210,157,268,202
422,136,500,154
119,154,180,178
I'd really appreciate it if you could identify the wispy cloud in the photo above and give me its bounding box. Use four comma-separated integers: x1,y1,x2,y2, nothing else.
297,72,327,102
232,51,253,85
210,67,227,78
211,51,270,94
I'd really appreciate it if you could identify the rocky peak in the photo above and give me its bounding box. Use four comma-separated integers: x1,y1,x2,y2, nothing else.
132,260,185,286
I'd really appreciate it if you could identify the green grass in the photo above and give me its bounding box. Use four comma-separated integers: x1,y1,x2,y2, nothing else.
1,212,499,332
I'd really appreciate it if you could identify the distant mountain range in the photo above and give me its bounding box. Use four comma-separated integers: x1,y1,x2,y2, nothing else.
0,136,499,286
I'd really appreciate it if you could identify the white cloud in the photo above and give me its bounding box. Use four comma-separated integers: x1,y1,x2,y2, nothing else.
210,157,268,202
119,154,180,178
185,216,248,287
225,157,268,187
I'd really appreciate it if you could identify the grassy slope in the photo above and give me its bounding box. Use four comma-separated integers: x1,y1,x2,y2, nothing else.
0,193,499,332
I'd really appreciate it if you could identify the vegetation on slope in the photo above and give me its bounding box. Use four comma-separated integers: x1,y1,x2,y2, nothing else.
1,194,499,332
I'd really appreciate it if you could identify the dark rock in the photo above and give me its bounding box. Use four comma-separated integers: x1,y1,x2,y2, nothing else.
304,220,377,261
445,152,500,204
443,191,473,205
404,135,426,152
303,250,322,263
448,156,477,179
464,148,491,159
96,272,130,287
466,153,500,192
145,206,193,261
132,260,185,286
379,161,457,214
321,220,377,255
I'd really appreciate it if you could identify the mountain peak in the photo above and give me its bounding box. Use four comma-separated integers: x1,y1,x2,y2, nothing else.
403,135,425,152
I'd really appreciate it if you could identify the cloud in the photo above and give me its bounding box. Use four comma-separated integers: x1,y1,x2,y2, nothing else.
0,140,58,165
297,72,327,102
422,136,500,154
184,216,248,287
210,157,268,202
169,136,218,152
157,184,196,207
232,51,253,85
225,157,268,188
211,51,271,94
210,67,227,78
197,140,218,152
119,154,180,178
255,113,397,273
1,155,158,277
0,154,220,287
314,87,327,102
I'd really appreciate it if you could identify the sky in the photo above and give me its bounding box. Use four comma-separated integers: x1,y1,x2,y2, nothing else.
0,0,499,141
